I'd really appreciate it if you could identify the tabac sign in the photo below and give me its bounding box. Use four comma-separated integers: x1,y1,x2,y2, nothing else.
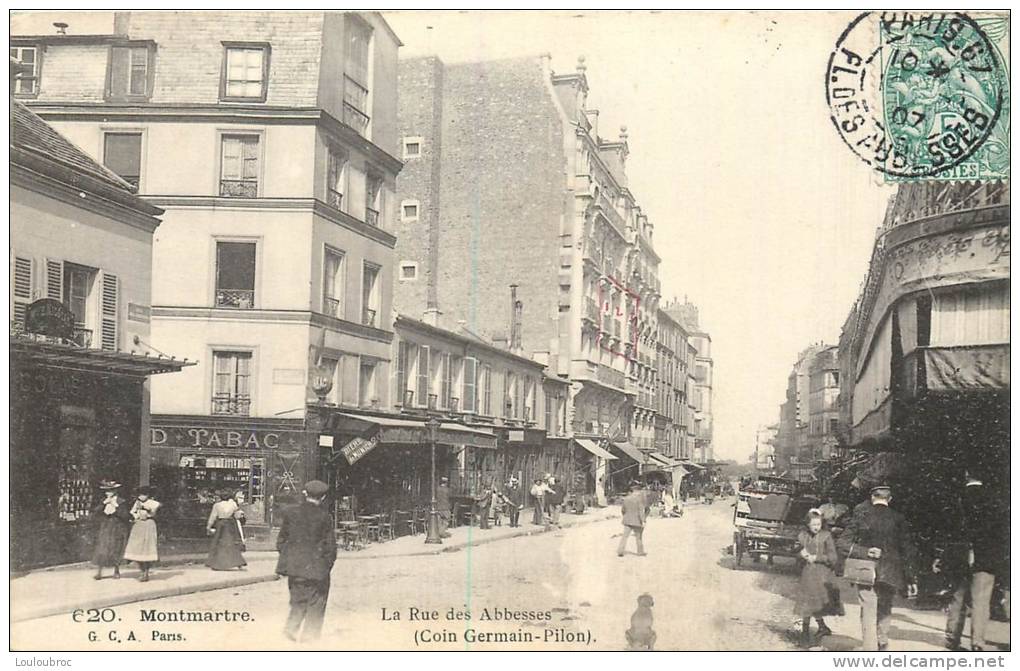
339,434,379,465
150,426,304,450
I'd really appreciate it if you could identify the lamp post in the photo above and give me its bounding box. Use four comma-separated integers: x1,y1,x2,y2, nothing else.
424,416,443,544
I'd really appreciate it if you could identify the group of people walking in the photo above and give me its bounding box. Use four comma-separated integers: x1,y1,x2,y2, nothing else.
432,473,566,537
91,481,161,581
92,480,248,581
792,478,1007,652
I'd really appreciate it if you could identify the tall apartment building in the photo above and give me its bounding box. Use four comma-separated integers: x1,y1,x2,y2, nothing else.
664,298,713,463
807,345,840,462
654,306,691,460
14,11,404,536
395,55,665,490
774,342,828,480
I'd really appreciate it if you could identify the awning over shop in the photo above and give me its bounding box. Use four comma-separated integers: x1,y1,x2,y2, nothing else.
680,460,705,470
10,335,193,377
575,438,617,461
327,412,497,450
612,441,645,463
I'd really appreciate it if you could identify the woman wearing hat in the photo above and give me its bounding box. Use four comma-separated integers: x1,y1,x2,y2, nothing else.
92,480,131,580
123,486,161,581
205,490,247,571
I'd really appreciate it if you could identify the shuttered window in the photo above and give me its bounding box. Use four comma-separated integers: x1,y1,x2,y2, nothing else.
100,273,119,351
395,341,408,406
221,44,270,101
462,357,477,413
416,345,430,408
12,255,33,328
107,44,153,101
46,259,63,301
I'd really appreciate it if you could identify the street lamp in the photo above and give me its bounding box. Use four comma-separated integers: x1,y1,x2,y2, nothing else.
424,416,443,544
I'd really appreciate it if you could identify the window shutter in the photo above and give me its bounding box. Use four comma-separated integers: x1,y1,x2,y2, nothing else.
45,259,63,301
395,340,407,406
416,345,430,407
12,255,33,327
100,272,119,351
108,46,130,99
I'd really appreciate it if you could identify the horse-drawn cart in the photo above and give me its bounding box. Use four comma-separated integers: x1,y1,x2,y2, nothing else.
732,477,818,569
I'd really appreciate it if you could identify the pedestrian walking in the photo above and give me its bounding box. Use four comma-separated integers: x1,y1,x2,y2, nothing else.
475,483,493,530
546,475,563,527
617,481,649,557
530,478,549,528
837,484,917,651
205,490,247,571
276,480,337,642
122,486,161,582
436,476,452,538
504,478,524,527
795,509,839,647
944,473,1008,651
92,480,131,580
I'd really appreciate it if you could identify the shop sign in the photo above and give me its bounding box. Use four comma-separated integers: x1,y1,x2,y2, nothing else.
150,426,300,450
341,434,379,465
127,303,151,323
25,299,75,340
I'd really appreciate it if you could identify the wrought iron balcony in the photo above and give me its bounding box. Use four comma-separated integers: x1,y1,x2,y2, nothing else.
327,188,343,211
343,102,370,136
211,394,251,416
219,179,257,198
215,289,255,309
69,327,93,348
365,207,380,227
323,296,341,318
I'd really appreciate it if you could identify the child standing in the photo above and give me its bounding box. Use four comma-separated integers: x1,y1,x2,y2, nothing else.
795,509,839,647
123,486,161,581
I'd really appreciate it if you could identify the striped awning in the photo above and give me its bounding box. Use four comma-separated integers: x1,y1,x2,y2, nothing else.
574,438,618,460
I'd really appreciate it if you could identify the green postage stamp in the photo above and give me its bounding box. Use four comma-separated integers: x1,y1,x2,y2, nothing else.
827,12,1010,181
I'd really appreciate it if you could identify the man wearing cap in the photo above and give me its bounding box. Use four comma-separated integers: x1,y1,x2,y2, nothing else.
436,476,452,538
837,484,917,651
276,480,336,642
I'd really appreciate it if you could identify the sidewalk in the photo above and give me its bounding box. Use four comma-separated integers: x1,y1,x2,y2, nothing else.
11,506,619,623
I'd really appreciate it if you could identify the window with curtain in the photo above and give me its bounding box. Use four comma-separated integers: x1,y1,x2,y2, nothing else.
220,135,260,197
327,147,347,211
322,247,345,318
213,351,252,415
222,44,269,100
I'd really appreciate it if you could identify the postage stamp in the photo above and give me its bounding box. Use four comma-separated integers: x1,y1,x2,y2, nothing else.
826,12,1010,181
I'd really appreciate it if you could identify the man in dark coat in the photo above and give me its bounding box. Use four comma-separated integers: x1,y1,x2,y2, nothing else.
436,476,452,538
503,479,524,527
837,485,917,651
617,481,649,557
276,480,337,642
945,474,1008,651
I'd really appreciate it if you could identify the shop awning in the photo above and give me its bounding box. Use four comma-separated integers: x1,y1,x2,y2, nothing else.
574,438,617,460
648,451,682,468
11,335,193,377
612,441,646,463
328,412,497,450
680,460,705,470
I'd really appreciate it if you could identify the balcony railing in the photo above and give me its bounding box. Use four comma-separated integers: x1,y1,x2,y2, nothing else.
215,289,255,309
365,207,379,227
327,189,343,211
323,296,341,318
70,326,93,349
583,298,599,323
343,102,370,136
362,307,377,327
220,179,258,198
211,394,251,416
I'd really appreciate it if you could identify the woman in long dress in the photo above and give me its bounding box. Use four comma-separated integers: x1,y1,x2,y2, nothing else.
123,486,161,582
795,509,840,647
92,480,131,580
205,491,247,570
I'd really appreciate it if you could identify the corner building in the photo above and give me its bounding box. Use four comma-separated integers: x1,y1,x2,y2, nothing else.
14,11,404,540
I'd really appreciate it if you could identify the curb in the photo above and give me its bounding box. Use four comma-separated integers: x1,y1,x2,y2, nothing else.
12,573,281,623
13,511,621,622
335,509,620,559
